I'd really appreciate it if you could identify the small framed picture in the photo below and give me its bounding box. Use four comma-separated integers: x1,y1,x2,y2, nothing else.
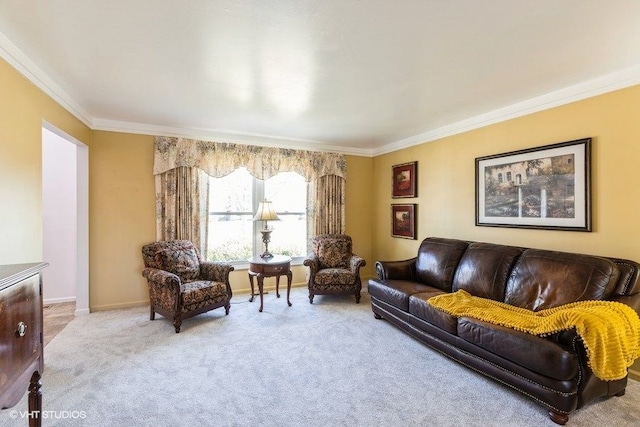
391,204,417,239
392,161,417,198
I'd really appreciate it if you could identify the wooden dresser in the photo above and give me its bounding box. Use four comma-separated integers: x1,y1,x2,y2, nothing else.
0,263,48,427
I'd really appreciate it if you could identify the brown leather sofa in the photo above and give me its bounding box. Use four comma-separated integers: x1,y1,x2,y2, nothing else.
368,237,640,425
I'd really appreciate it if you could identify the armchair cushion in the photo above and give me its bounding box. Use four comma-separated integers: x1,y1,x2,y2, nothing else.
314,235,352,269
181,281,229,308
314,268,356,286
155,245,200,282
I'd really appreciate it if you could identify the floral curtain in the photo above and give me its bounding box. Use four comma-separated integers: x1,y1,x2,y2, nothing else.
155,166,209,255
310,174,345,235
154,136,346,181
153,136,346,255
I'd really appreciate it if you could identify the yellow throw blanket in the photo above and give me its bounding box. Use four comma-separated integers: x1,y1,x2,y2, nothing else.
428,290,640,381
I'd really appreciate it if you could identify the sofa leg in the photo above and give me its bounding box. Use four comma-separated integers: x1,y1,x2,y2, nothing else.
616,389,626,397
150,306,155,320
309,294,314,304
355,293,361,303
225,303,230,315
548,410,568,425
374,313,382,319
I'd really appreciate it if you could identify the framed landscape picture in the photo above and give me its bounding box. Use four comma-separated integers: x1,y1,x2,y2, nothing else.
392,161,417,198
475,138,591,231
391,204,416,239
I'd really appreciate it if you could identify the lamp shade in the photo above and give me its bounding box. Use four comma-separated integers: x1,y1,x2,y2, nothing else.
253,200,280,222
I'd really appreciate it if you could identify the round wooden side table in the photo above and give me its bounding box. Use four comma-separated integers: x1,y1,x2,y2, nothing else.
247,255,292,312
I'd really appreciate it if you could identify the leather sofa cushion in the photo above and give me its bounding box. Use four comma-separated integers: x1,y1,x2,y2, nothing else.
458,317,578,381
368,279,432,311
409,290,457,334
504,249,620,311
452,243,523,301
415,238,468,291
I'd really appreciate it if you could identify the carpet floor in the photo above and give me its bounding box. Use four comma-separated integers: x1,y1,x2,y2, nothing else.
3,288,640,426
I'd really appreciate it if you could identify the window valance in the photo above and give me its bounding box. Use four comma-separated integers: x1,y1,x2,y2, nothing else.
154,136,346,181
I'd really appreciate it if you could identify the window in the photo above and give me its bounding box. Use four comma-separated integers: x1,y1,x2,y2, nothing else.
206,168,307,263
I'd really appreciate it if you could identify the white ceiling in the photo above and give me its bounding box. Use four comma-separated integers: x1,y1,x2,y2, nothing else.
1,1,640,156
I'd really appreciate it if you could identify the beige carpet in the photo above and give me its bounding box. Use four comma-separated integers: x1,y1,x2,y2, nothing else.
3,288,640,426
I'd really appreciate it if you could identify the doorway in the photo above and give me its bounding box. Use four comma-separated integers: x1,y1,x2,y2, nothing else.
42,122,89,315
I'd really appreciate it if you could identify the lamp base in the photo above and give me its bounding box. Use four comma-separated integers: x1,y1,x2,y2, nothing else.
260,229,274,259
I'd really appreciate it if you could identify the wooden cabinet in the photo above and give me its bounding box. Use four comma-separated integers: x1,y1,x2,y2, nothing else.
0,263,48,427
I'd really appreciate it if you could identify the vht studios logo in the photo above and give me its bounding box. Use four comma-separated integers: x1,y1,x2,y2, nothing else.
9,410,87,419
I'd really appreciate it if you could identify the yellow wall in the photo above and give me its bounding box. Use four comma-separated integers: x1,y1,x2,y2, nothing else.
372,84,640,377
0,58,91,263
87,130,374,310
88,132,156,309
372,84,640,263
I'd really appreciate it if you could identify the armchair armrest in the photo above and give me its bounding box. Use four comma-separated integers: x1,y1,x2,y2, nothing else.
349,255,366,273
200,261,235,283
142,267,182,292
375,258,417,280
303,254,319,276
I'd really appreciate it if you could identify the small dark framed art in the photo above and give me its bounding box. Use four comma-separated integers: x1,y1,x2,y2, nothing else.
475,137,591,231
392,161,417,198
391,204,416,239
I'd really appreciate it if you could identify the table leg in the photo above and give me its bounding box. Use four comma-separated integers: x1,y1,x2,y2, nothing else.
257,274,264,312
276,275,281,298
286,270,292,307
248,274,255,302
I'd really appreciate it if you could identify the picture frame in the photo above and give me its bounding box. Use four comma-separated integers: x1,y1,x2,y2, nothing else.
391,204,417,239
392,161,417,198
475,138,591,231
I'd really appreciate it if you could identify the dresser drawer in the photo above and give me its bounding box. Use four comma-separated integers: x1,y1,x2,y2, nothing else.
0,274,42,408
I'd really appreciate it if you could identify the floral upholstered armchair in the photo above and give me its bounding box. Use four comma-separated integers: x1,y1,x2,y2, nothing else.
141,240,234,333
303,234,366,304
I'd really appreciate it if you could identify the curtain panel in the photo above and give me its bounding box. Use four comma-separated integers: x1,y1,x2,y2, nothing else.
153,136,346,255
155,167,209,254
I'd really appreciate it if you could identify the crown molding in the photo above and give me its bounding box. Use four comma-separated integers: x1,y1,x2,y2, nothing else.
374,64,640,156
0,30,93,128
91,118,375,157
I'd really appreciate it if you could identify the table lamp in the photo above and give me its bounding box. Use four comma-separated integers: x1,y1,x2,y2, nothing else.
253,200,280,259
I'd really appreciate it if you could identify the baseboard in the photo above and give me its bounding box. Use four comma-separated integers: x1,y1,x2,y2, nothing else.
629,368,640,381
90,300,149,312
44,296,76,305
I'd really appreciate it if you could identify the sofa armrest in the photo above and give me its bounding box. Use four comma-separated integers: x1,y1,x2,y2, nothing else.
142,267,182,293
610,293,640,314
375,258,416,280
199,261,235,283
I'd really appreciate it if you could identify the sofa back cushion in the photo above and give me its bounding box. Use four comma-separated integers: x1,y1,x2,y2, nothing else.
452,243,523,301
415,238,468,291
504,249,620,311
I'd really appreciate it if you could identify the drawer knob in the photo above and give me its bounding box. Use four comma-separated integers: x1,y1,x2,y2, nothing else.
16,322,27,337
